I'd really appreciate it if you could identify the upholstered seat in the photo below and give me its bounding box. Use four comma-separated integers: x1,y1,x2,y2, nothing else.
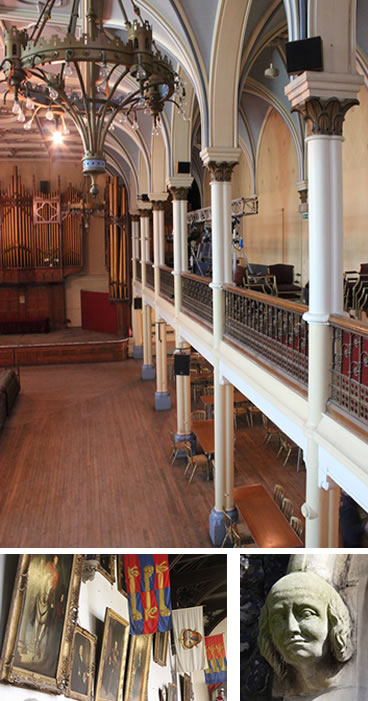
268,263,302,299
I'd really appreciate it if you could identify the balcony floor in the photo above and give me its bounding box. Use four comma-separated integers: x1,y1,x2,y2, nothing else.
0,358,305,547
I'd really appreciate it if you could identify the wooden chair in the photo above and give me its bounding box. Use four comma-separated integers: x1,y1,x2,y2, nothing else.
273,484,284,508
290,516,303,538
233,405,248,429
203,385,214,395
262,415,280,447
246,402,262,427
168,429,187,465
191,409,206,421
277,432,300,467
281,497,294,521
183,442,210,483
221,511,254,548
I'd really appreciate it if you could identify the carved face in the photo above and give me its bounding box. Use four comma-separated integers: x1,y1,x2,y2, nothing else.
268,583,330,666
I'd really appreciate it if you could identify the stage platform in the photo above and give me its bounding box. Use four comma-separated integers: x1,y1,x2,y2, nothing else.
0,328,128,367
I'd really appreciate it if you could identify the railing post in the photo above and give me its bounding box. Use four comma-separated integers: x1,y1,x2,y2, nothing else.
154,318,171,410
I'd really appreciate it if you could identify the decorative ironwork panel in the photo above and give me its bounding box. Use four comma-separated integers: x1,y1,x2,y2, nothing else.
159,266,174,302
136,260,142,282
182,274,213,326
330,321,368,424
145,262,154,289
187,196,258,225
224,288,308,385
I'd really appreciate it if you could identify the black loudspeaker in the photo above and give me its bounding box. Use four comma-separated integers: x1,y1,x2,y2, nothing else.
176,161,191,174
286,36,323,75
140,193,149,202
40,180,50,194
133,297,142,310
174,353,190,376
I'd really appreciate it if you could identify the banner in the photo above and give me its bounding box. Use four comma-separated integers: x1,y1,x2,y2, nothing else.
204,634,227,684
172,605,206,673
123,554,172,635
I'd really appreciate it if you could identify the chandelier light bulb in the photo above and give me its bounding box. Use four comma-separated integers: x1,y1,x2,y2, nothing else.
152,125,159,136
24,120,32,130
52,130,63,145
118,112,128,123
64,62,73,77
49,87,58,100
136,65,146,80
17,110,25,123
132,119,139,131
46,109,54,121
25,96,34,110
63,125,70,135
12,101,21,115
99,64,109,80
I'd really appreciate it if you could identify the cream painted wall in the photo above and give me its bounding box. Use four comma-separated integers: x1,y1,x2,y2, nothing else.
244,110,307,283
343,84,368,271
231,150,252,200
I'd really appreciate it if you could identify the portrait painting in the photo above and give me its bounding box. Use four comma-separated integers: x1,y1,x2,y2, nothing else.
96,607,130,701
97,555,115,584
0,554,84,693
117,555,127,597
67,625,97,701
124,634,152,701
153,631,169,666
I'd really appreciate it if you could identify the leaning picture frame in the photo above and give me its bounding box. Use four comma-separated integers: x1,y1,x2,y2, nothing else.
168,682,177,701
0,554,84,693
116,555,127,597
153,631,169,667
95,607,130,701
97,555,116,584
124,634,153,701
66,625,97,701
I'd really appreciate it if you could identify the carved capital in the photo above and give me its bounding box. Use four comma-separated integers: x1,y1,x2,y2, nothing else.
292,97,359,136
130,214,140,223
207,161,238,182
152,200,166,211
139,209,151,218
170,186,190,201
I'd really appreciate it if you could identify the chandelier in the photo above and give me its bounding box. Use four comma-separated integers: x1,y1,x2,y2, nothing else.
0,0,186,194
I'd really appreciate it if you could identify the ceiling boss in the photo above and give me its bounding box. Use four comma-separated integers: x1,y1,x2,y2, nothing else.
0,0,185,194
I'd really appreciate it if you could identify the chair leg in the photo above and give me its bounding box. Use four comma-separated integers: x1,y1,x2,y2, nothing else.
188,463,197,484
283,448,292,467
184,459,191,478
277,444,283,458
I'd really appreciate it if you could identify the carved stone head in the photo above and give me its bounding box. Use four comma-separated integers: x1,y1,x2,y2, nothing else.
258,571,353,695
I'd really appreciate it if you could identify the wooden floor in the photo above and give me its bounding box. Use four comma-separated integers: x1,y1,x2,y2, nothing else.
0,360,305,547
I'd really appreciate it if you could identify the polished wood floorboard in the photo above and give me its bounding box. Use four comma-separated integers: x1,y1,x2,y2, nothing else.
0,360,305,547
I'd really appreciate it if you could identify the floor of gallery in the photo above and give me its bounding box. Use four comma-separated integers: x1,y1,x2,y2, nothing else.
0,359,306,547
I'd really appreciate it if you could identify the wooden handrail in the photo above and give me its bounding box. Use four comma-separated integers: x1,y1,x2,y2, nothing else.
158,264,173,272
182,271,212,285
329,313,368,336
223,283,306,314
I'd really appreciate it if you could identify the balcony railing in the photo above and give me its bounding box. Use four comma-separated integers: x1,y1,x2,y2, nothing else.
136,260,142,282
159,265,174,302
182,272,213,326
329,314,368,424
224,285,308,386
145,262,154,289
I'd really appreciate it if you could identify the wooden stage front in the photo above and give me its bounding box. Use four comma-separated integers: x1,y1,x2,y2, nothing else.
0,328,128,366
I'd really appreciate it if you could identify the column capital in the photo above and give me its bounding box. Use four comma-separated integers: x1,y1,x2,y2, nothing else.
151,200,167,211
166,174,193,197
292,96,359,137
148,192,169,204
200,146,241,181
169,187,190,201
138,206,152,218
285,71,363,108
130,213,140,223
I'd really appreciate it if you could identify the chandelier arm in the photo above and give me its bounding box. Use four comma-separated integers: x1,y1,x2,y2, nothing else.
98,105,124,150
55,83,89,146
30,0,58,43
129,0,145,27
96,67,130,149
68,0,81,37
117,0,129,25
73,60,94,152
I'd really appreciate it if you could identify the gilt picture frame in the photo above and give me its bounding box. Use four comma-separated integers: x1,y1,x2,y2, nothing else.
66,625,97,701
124,634,152,701
95,607,130,701
116,555,127,597
153,631,169,667
0,554,84,693
97,555,116,584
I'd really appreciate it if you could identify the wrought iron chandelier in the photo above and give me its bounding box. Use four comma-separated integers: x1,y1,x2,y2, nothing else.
0,0,186,194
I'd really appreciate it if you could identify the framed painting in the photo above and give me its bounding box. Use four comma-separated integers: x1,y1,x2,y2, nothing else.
0,554,84,693
124,634,152,701
153,631,169,667
159,685,168,701
116,555,127,597
67,625,97,701
168,682,177,701
95,607,130,701
97,555,115,584
183,674,191,701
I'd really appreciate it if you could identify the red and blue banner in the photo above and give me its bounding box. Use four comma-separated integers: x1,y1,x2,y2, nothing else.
204,635,227,684
123,554,172,635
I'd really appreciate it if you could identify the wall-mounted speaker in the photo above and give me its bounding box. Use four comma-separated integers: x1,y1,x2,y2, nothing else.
176,161,191,174
133,297,142,310
140,193,149,202
174,353,190,376
285,36,323,75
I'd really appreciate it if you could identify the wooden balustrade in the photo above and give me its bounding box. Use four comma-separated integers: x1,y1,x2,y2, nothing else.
224,285,308,386
182,272,213,326
329,314,368,424
159,265,174,301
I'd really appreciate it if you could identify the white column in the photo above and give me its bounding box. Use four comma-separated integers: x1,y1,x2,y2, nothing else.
172,196,183,314
141,303,155,380
175,340,192,440
180,199,188,274
154,319,171,411
224,382,234,512
213,366,225,513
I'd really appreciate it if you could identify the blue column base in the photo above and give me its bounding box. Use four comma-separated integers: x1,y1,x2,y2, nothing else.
209,506,239,547
154,391,171,411
174,431,196,457
141,364,155,381
133,345,143,359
